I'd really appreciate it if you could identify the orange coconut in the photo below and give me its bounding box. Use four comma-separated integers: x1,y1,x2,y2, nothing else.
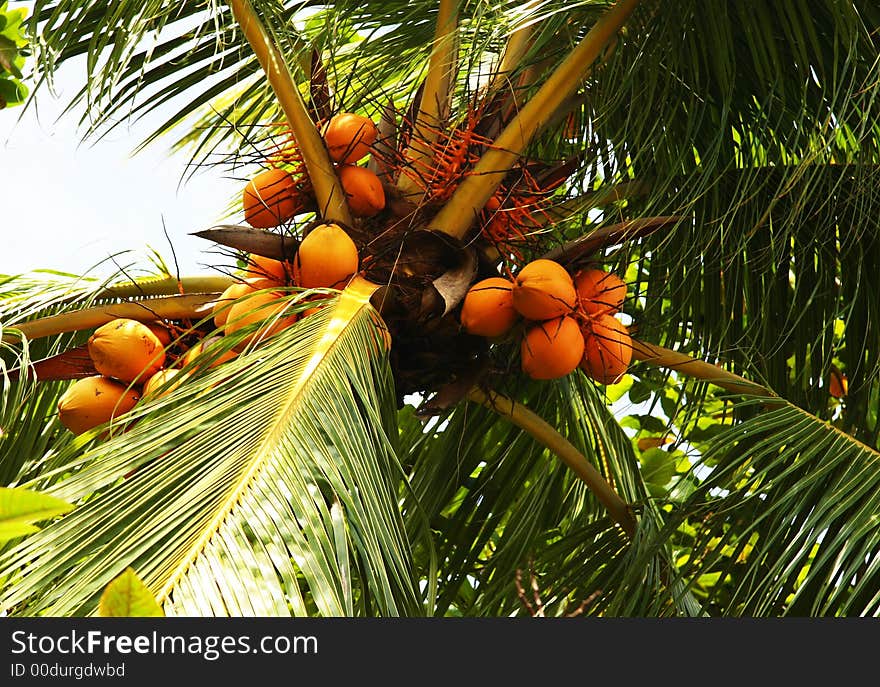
521,316,585,380
637,436,673,452
293,223,359,289
179,337,239,370
212,278,281,329
142,368,184,398
244,253,293,284
243,168,300,228
580,314,633,385
88,318,166,384
321,112,378,164
370,310,393,353
574,268,627,316
145,321,173,347
338,164,386,217
224,291,298,349
829,366,848,399
511,259,577,321
57,375,140,435
298,292,332,318
460,277,519,338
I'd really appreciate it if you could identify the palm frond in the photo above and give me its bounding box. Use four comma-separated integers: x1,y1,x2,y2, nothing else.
0,285,424,617
645,398,880,616
401,372,698,616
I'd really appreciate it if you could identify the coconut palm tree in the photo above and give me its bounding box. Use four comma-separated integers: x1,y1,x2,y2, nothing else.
1,0,879,617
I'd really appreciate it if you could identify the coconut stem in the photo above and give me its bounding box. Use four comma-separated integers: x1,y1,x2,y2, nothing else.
97,276,236,300
396,0,459,199
2,294,220,343
540,216,682,265
227,0,352,225
429,0,641,240
467,387,637,537
631,339,775,397
484,2,540,96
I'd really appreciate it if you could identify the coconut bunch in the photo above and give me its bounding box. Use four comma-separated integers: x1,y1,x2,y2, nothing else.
56,316,240,436
458,259,633,384
211,222,360,339
57,319,168,435
242,112,383,229
55,231,361,436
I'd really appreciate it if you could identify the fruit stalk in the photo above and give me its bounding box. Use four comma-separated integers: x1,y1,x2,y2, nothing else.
227,0,352,225
467,387,637,537
540,215,681,265
486,3,540,93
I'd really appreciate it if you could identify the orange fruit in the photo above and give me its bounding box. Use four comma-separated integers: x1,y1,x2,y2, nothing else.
179,337,239,370
338,164,386,217
142,368,184,398
321,112,378,164
460,277,518,338
573,268,627,316
512,259,577,321
57,375,140,435
637,436,672,452
88,318,166,384
521,316,585,380
242,168,300,228
829,366,848,399
244,253,293,284
212,278,280,329
224,291,298,350
145,321,173,347
580,314,632,385
293,223,359,289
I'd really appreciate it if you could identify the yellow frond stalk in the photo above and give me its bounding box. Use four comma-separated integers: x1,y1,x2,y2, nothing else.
467,387,637,537
397,0,459,199
227,0,352,225
430,0,641,239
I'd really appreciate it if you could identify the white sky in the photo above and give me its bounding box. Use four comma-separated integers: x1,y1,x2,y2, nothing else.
1,55,241,280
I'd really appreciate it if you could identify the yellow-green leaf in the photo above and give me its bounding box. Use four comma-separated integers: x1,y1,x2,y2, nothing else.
0,487,74,544
98,568,164,617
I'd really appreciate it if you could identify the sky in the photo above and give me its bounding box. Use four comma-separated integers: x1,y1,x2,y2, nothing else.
1,55,241,281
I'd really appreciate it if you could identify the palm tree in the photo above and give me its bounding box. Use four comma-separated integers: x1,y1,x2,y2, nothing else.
1,0,878,617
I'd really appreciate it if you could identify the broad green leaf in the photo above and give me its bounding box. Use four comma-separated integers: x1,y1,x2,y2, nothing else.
0,486,73,543
0,35,20,77
640,448,677,487
98,568,164,617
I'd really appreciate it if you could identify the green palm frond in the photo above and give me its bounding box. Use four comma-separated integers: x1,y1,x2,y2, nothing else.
545,1,880,441
400,373,697,617
0,286,424,617
7,0,879,619
641,397,880,616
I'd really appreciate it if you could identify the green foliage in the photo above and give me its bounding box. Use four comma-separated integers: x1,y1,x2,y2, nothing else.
98,567,164,617
2,0,878,617
0,486,73,543
0,1,28,108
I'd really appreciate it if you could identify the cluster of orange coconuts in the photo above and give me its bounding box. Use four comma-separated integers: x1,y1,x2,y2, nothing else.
55,112,630,435
55,315,239,437
242,111,384,229
56,111,383,436
56,319,168,436
212,223,360,342
459,259,633,384
56,226,362,436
